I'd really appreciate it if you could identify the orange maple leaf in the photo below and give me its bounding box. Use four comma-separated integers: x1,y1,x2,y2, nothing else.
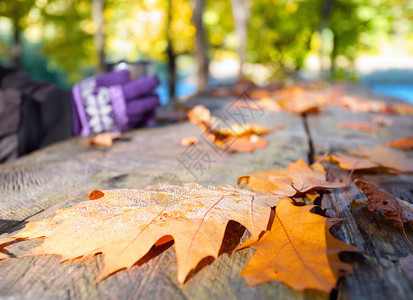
282,98,322,115
348,146,413,173
387,137,413,151
393,104,413,115
89,132,122,147
0,250,8,260
187,105,270,153
238,159,345,197
0,184,278,283
0,237,15,260
338,96,388,113
321,154,381,171
372,115,394,127
240,199,360,292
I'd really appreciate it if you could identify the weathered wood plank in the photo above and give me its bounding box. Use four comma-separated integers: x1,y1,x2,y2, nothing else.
306,88,413,300
0,95,313,299
0,90,412,299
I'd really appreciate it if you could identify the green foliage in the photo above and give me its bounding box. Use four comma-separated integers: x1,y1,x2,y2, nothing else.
204,0,234,50
0,0,35,25
247,0,321,76
37,0,94,82
0,0,411,83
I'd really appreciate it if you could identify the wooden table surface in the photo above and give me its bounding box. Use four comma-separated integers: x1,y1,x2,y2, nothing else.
0,87,412,299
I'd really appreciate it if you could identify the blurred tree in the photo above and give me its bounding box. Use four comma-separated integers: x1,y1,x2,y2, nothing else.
1,0,410,88
194,0,209,92
37,0,94,82
0,0,35,67
203,0,235,66
247,0,321,78
92,0,106,74
166,0,176,101
328,0,369,76
230,0,250,79
319,0,334,76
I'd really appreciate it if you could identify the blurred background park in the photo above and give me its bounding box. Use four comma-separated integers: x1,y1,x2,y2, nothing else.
0,0,412,104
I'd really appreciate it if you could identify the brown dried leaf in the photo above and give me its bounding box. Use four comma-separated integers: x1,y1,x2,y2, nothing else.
354,180,413,228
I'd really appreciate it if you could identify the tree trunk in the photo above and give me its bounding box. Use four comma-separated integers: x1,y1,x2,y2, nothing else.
166,0,176,102
230,0,250,79
319,0,334,79
92,0,106,74
194,0,208,93
11,15,21,68
330,32,338,76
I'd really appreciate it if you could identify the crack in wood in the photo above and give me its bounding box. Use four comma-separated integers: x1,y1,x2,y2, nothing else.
301,113,315,165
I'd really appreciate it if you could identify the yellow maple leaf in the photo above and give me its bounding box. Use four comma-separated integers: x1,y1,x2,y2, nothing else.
238,159,345,197
0,184,278,283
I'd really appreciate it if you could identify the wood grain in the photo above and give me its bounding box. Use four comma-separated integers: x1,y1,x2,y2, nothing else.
0,90,412,299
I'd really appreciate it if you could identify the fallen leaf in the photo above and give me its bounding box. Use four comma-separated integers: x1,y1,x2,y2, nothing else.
306,191,320,201
281,97,322,115
0,237,15,260
248,90,272,99
350,196,413,214
257,97,282,112
187,105,214,127
348,146,413,173
0,184,278,283
372,115,394,127
220,135,268,153
387,137,413,151
399,255,413,282
240,198,359,292
187,105,270,153
393,104,413,115
215,123,270,138
181,137,199,146
321,154,381,171
354,180,413,228
238,159,345,197
338,122,377,132
238,169,289,194
89,132,122,147
338,96,389,113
